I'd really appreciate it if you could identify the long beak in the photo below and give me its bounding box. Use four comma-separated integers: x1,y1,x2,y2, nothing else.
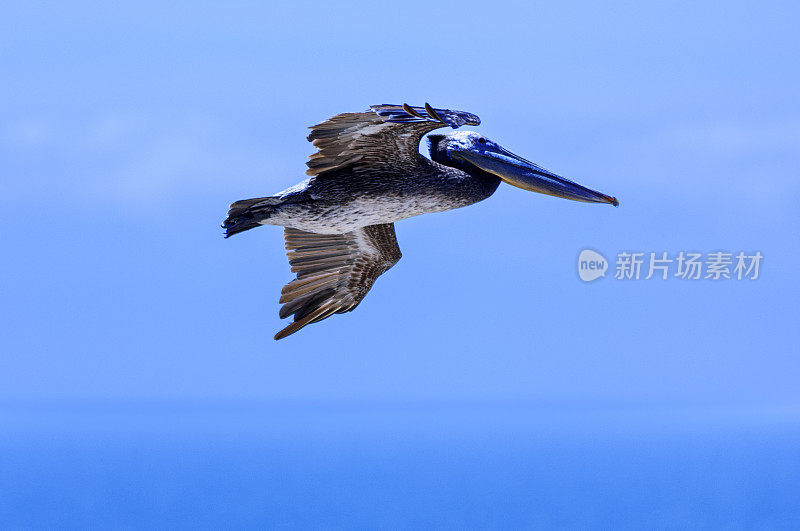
452,146,618,206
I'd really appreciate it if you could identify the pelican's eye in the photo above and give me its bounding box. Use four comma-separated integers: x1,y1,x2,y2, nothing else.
477,137,486,145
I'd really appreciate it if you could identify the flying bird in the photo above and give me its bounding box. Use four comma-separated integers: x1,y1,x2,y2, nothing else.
223,103,618,340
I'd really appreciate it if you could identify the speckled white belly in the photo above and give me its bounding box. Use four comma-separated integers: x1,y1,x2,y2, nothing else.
261,194,457,234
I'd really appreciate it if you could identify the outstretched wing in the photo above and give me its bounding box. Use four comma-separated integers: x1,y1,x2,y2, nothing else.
305,103,480,177
275,223,403,340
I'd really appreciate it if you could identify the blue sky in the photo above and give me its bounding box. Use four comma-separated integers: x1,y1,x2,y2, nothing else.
2,0,798,407
3,2,800,527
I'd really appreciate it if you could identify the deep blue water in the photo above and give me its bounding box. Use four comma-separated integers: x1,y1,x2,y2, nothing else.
2,402,799,529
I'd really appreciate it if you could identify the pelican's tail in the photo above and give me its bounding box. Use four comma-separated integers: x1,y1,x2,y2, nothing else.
222,196,284,237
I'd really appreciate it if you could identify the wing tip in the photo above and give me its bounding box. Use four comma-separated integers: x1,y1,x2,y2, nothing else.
274,328,292,340
370,103,480,128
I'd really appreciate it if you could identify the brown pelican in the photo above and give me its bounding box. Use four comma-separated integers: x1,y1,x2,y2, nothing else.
223,103,618,339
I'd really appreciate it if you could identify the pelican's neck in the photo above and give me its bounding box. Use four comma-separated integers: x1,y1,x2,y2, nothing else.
462,165,502,196
423,155,502,201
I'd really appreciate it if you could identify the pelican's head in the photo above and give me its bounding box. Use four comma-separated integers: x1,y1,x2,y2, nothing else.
428,131,618,206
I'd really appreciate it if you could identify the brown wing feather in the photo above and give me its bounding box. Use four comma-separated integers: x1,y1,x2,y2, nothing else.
305,103,480,178
275,223,402,340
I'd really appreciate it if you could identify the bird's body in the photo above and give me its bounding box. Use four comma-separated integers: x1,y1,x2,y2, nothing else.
223,103,617,339
249,156,500,234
